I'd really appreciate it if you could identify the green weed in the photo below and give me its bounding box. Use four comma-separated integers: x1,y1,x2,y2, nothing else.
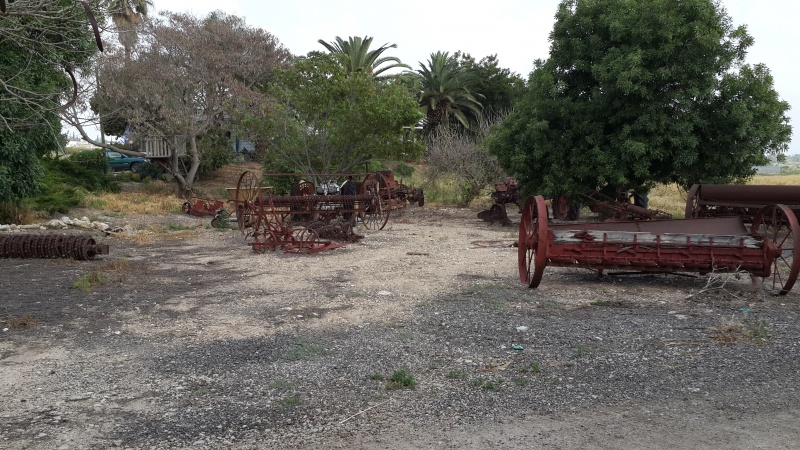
518,361,541,374
281,396,299,407
74,271,105,291
369,373,385,381
386,370,417,390
280,338,327,361
446,369,467,380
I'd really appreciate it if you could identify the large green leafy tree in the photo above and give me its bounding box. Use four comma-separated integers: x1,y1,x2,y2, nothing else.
236,52,422,178
489,0,791,199
454,52,526,115
0,1,103,202
417,51,483,131
317,35,411,78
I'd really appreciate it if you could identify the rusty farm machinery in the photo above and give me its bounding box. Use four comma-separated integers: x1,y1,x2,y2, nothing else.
685,184,800,221
518,195,799,295
477,178,522,226
0,234,109,260
229,171,409,253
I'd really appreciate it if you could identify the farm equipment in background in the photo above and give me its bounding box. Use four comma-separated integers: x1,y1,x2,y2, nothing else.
229,171,394,253
182,197,226,217
477,178,521,226
518,195,799,295
552,190,671,222
685,184,800,221
375,170,425,209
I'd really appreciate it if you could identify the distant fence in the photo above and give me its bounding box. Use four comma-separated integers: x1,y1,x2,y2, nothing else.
141,136,187,158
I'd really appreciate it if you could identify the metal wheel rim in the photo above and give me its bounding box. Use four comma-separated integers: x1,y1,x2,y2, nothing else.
518,195,549,288
752,204,800,295
236,171,261,233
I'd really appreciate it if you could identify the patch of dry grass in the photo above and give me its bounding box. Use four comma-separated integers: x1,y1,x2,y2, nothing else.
3,313,39,330
710,319,745,343
86,191,182,214
101,258,132,273
648,184,688,218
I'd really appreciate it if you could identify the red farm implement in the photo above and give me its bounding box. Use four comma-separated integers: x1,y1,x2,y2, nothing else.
518,195,800,295
686,184,800,221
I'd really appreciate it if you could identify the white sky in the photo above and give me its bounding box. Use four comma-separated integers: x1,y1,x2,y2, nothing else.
144,0,800,154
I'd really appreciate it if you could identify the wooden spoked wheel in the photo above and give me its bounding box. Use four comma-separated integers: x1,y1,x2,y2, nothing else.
236,171,262,233
359,173,391,230
684,184,702,218
518,195,550,288
751,204,800,295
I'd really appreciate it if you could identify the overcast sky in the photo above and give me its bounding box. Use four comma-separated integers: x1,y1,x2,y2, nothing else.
145,0,800,154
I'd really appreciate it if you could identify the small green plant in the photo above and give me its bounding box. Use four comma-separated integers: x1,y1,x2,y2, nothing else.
398,330,414,341
369,373,385,381
268,380,292,390
590,300,608,306
446,369,467,380
518,361,541,374
470,376,485,388
575,344,588,358
74,271,105,291
427,363,438,370
165,223,193,231
743,313,769,342
482,380,500,391
386,370,417,390
281,396,299,407
513,378,529,387
280,338,327,361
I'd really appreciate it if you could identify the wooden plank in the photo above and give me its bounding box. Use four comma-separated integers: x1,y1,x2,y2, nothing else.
552,230,761,248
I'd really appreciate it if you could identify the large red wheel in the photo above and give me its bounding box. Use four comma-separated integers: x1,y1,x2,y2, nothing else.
235,171,262,233
684,184,701,219
518,195,550,288
751,204,800,295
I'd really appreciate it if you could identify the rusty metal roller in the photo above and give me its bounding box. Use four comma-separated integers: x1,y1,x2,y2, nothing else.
0,234,109,260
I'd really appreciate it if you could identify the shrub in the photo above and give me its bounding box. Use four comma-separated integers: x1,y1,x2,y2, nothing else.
68,149,109,173
394,162,415,178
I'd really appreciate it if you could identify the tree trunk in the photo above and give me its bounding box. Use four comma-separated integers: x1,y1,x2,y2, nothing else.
170,135,201,198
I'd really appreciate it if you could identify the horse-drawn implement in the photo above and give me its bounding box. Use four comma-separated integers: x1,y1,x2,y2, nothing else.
552,190,670,222
478,178,521,226
230,171,395,253
685,184,800,221
518,195,799,295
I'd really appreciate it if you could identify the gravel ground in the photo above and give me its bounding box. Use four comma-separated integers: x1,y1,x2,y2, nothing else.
1,206,800,449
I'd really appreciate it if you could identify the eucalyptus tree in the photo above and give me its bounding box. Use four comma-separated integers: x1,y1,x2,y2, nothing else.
489,0,791,199
416,51,483,131
317,35,410,78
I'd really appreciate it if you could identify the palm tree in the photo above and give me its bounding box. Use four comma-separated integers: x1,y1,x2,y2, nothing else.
417,51,483,130
108,0,152,58
317,35,410,78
